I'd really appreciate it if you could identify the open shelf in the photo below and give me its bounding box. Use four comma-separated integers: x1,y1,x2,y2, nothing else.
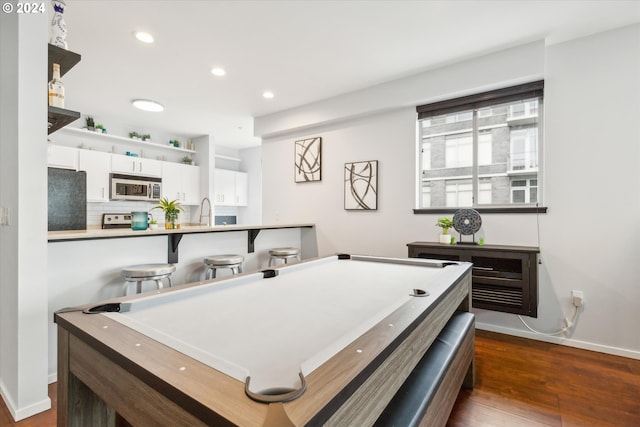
48,44,81,80
48,44,82,134
48,106,81,135
56,127,197,155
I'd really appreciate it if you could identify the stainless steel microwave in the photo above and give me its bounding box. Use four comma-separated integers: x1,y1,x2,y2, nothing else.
110,174,162,201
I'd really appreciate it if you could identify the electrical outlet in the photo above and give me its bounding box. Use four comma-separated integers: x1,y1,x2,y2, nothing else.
0,207,9,226
571,290,584,307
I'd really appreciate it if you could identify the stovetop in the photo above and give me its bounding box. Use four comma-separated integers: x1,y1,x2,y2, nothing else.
101,213,133,229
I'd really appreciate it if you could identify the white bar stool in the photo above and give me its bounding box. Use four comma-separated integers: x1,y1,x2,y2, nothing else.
122,263,176,294
204,254,244,279
268,247,301,267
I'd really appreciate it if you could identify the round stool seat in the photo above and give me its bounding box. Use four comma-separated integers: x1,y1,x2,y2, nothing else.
268,247,301,267
269,247,300,257
122,263,176,294
204,254,244,280
204,255,245,266
122,263,176,278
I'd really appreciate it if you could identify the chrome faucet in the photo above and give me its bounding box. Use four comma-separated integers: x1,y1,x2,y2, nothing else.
198,197,212,226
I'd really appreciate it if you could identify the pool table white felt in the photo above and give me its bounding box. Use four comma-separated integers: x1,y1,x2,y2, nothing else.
56,254,472,426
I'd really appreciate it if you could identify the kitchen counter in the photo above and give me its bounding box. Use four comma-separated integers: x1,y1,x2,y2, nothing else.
49,223,315,262
48,223,314,241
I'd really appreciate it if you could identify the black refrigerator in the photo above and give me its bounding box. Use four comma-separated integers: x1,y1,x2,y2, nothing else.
48,167,87,231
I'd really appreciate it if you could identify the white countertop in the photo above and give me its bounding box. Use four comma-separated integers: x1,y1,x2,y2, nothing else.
48,223,315,242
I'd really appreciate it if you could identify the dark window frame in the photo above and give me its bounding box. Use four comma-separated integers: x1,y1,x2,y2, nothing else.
415,80,547,214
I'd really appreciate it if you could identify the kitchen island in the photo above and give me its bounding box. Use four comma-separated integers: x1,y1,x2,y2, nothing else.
47,223,317,385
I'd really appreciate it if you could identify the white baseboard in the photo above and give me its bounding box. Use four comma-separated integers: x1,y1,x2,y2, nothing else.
477,322,640,360
48,372,57,384
0,379,51,422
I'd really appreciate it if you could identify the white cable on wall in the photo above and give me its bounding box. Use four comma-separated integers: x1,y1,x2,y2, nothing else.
518,306,580,336
519,202,581,336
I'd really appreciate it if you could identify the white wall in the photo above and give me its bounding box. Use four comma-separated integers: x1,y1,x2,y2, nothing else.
240,146,263,225
0,10,51,420
257,25,640,359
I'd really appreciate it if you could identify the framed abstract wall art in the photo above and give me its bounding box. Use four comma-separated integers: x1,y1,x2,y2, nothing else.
294,137,322,182
344,160,378,210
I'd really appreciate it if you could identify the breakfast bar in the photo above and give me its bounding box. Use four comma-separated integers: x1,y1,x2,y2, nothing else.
55,254,474,426
48,223,315,263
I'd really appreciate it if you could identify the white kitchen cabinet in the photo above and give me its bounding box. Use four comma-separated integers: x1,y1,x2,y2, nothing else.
162,162,201,205
47,145,78,170
234,171,248,206
111,154,162,177
78,150,110,202
214,169,248,206
214,169,235,206
182,164,201,205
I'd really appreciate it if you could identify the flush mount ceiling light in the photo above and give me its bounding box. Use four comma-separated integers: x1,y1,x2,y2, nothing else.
211,67,226,77
134,31,154,44
262,91,275,99
132,99,164,112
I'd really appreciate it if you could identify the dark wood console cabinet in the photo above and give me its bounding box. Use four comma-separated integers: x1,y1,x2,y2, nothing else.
408,242,539,317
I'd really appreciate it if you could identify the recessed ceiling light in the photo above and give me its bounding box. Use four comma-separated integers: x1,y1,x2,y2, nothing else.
134,31,154,44
132,99,164,112
211,67,226,77
262,91,274,99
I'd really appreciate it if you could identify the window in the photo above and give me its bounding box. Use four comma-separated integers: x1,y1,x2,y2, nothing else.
417,81,543,209
511,178,537,204
445,135,472,168
446,180,472,207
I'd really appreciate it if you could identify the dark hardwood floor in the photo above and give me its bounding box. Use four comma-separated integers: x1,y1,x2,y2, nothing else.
2,330,639,426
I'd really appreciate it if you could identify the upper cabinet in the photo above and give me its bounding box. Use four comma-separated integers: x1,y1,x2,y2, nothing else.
47,144,78,170
111,153,162,177
214,169,248,206
78,150,110,202
162,162,201,205
47,44,81,134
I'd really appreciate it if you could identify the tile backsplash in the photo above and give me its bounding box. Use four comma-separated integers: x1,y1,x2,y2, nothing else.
87,203,239,228
87,201,192,228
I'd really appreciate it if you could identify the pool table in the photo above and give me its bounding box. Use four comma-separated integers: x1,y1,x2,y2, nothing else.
55,254,473,426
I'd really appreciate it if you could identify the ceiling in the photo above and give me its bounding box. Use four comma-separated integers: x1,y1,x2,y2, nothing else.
60,1,640,149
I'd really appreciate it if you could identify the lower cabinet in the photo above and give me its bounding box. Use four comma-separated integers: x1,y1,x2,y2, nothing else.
78,150,110,202
162,162,201,205
407,241,539,317
214,169,248,206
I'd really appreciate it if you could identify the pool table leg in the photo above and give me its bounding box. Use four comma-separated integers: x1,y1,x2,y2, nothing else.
58,327,116,427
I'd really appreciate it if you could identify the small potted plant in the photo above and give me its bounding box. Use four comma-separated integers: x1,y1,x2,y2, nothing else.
181,156,193,165
152,198,183,229
148,218,158,230
95,124,106,133
141,134,151,141
129,131,140,140
436,217,454,244
85,116,95,131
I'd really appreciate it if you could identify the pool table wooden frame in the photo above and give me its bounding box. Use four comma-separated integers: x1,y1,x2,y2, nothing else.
55,255,474,426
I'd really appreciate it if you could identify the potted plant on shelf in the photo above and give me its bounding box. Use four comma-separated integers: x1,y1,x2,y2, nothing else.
141,134,151,141
95,124,106,133
436,217,454,244
85,116,95,131
181,156,193,165
153,198,183,229
129,131,140,140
